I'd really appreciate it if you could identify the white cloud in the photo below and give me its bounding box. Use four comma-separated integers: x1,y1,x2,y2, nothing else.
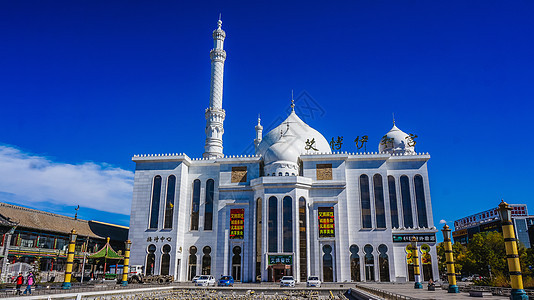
439,219,447,224
0,145,133,215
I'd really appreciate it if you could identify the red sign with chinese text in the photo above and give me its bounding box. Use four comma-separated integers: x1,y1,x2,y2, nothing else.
230,209,244,239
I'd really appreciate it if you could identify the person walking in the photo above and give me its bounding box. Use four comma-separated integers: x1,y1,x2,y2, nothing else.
23,271,35,295
14,273,24,295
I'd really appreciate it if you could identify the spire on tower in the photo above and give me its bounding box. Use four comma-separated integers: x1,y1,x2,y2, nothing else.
290,90,295,112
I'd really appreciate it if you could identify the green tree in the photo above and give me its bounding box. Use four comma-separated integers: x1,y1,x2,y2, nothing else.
463,231,507,277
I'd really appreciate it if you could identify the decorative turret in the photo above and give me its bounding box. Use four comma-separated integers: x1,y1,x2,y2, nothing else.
203,17,227,159
254,115,263,152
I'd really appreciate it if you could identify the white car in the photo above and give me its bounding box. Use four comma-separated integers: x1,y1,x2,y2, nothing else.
192,275,201,283
306,276,321,287
195,275,216,286
280,276,295,287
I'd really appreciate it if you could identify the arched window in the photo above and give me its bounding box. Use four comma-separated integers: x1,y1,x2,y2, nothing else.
161,244,171,275
278,172,282,176
149,176,162,229
268,196,278,252
190,180,201,230
299,197,307,282
256,198,262,282
188,246,197,280
285,172,289,176
164,175,176,229
202,246,211,275
400,176,413,228
388,176,399,228
414,175,428,228
364,244,375,281
232,246,242,281
378,244,390,282
322,245,334,282
146,244,156,275
350,244,361,282
283,196,293,252
360,175,372,229
373,174,386,229
204,179,214,230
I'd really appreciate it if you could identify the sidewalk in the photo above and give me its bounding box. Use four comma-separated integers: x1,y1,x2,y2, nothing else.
356,283,508,299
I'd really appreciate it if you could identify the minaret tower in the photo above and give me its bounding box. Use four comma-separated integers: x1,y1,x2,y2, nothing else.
203,17,227,159
254,115,263,152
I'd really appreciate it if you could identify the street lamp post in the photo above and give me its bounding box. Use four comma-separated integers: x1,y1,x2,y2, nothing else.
62,229,77,289
441,225,459,293
121,240,131,286
497,200,528,300
411,236,423,289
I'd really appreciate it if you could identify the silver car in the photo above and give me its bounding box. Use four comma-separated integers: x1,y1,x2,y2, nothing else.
306,276,321,287
195,275,216,286
280,276,295,287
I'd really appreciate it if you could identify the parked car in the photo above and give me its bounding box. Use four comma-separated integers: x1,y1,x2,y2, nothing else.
195,275,216,286
280,276,295,287
306,276,321,287
218,275,234,287
192,275,201,283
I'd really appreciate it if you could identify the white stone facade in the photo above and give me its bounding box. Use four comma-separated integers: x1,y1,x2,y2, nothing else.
128,20,439,284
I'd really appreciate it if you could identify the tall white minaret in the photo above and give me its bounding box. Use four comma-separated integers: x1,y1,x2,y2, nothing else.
254,115,263,153
203,18,227,159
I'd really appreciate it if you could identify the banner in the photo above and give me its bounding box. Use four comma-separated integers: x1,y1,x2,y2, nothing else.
230,209,244,239
318,207,335,238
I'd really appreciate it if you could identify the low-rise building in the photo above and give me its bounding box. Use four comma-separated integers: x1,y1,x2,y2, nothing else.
0,202,128,282
452,203,533,248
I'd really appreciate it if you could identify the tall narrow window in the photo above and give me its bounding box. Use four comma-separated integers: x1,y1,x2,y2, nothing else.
388,176,399,228
400,176,413,228
190,180,201,230
188,246,197,280
414,175,428,228
378,244,390,282
232,246,242,281
364,244,375,281
268,196,278,252
164,175,176,229
161,244,171,275
282,196,293,252
204,179,214,230
149,176,162,229
322,244,334,282
350,244,361,282
146,244,156,275
202,246,211,275
373,174,386,229
360,174,372,229
256,198,262,282
299,197,307,282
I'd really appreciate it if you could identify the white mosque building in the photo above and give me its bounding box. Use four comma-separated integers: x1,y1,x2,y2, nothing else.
128,19,439,283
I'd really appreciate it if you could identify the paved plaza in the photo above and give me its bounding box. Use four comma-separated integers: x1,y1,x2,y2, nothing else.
355,283,509,299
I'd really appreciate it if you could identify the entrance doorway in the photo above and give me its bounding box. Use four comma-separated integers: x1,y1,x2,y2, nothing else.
268,264,292,282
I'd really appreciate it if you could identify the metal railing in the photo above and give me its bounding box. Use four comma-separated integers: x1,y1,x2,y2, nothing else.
353,284,416,300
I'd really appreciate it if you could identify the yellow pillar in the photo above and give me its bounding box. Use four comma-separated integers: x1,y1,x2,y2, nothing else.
62,229,77,289
441,225,459,293
411,236,422,289
497,200,527,300
121,240,131,286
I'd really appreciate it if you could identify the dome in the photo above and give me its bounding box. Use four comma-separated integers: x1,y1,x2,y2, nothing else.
378,124,416,154
257,110,331,165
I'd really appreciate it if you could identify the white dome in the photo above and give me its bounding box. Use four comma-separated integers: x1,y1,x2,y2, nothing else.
257,110,331,166
378,124,416,154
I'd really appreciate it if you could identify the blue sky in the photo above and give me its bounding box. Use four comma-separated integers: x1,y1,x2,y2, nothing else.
0,1,533,232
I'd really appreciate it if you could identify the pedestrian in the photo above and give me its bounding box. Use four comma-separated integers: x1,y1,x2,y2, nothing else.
14,272,24,295
23,271,35,295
